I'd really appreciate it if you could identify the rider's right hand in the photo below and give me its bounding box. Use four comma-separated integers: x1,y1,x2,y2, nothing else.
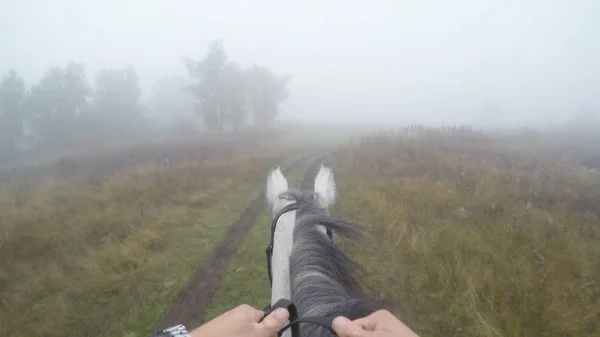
332,309,419,337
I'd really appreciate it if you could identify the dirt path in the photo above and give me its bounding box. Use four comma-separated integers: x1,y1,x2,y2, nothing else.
160,152,328,327
300,152,332,189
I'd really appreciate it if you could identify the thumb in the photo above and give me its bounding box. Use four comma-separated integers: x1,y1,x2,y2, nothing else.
332,316,370,337
256,308,289,336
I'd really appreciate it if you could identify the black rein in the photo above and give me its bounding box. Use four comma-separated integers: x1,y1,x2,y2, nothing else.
260,299,338,337
266,203,301,286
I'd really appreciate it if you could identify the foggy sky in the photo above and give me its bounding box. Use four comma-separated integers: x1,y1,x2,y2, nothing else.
2,0,599,127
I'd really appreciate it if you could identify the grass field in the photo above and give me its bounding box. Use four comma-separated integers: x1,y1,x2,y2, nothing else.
1,124,599,337
0,130,311,337
331,126,600,337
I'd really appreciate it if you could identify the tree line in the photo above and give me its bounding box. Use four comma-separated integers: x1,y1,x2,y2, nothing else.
0,40,290,161
184,40,290,131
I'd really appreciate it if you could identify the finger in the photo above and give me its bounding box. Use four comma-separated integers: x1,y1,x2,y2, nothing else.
254,308,289,336
233,304,264,322
332,316,371,337
351,315,378,331
249,306,267,322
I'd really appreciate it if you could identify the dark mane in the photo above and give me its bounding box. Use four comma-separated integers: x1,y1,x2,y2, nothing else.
282,189,390,337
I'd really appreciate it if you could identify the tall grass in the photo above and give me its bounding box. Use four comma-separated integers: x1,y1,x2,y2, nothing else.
0,135,285,337
332,126,600,337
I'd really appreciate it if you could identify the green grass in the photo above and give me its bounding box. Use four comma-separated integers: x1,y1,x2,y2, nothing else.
104,183,267,337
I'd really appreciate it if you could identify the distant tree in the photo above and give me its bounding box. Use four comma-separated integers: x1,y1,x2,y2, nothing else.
0,70,26,158
90,66,150,135
26,62,91,148
221,63,248,130
185,40,249,131
184,40,291,130
185,40,227,131
244,65,290,126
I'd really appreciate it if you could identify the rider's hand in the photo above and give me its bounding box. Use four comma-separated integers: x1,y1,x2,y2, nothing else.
190,304,289,337
332,309,419,337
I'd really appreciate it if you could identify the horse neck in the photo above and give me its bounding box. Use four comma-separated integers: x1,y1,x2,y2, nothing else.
270,209,296,306
289,211,387,337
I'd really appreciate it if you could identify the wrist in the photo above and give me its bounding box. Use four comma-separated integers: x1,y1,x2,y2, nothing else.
149,324,191,337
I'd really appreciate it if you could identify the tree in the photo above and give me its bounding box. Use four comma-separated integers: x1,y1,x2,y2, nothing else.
244,65,290,126
86,65,157,142
185,40,248,131
26,62,91,148
184,40,292,130
0,70,26,158
97,66,156,139
185,40,227,131
91,66,143,128
221,63,248,130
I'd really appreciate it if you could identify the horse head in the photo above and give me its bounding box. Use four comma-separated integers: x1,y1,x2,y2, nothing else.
264,164,388,337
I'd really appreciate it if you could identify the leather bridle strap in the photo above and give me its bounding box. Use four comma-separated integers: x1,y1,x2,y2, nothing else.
266,202,336,286
260,299,339,337
266,203,301,286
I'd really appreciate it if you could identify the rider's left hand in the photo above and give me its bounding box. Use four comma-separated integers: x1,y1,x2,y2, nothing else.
190,304,289,337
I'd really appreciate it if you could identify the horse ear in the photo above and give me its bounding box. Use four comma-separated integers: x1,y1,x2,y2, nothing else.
314,164,336,206
266,166,288,205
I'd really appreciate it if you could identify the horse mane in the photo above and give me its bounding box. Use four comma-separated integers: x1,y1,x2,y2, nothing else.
282,189,390,337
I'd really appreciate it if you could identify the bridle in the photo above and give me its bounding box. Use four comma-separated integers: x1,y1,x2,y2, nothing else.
261,201,338,337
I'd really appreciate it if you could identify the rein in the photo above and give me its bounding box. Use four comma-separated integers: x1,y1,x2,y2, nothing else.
262,299,338,337
262,201,337,337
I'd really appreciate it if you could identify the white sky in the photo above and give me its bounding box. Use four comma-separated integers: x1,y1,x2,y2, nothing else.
1,0,599,127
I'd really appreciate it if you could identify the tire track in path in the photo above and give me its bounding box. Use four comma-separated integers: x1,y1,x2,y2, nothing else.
300,152,332,189
160,152,327,327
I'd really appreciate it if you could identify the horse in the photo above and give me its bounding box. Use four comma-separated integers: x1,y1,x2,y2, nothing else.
262,164,389,337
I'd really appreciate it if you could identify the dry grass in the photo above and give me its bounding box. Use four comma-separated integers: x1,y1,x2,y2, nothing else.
0,129,283,184
6,122,598,337
0,132,290,337
332,126,600,337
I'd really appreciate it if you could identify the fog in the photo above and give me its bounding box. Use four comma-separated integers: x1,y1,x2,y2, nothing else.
2,0,599,127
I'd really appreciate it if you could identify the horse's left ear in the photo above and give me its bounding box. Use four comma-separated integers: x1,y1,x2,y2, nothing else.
266,166,289,206
314,163,336,206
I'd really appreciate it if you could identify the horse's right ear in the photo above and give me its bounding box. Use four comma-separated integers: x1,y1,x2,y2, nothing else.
314,164,336,206
266,166,288,205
